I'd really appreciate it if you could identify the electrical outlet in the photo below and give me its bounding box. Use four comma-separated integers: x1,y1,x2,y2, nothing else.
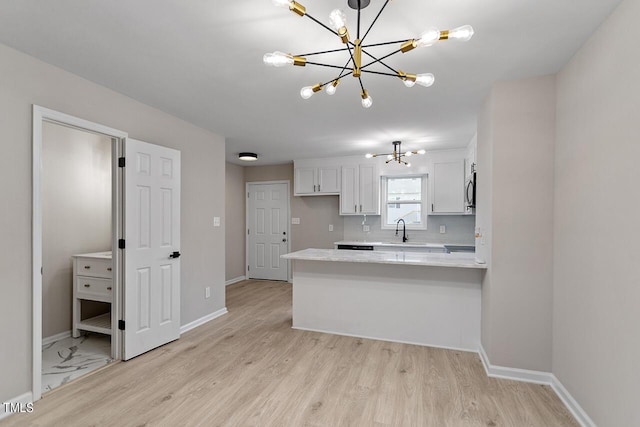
205,287,211,299
291,217,300,225
363,225,370,232
213,217,221,227
328,224,334,232
440,225,446,234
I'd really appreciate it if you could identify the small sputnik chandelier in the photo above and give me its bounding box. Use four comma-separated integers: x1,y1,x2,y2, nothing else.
264,0,474,108
366,141,426,167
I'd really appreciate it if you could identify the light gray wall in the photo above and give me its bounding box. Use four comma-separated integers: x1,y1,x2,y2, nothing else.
225,162,245,281
244,163,344,253
477,75,556,371
42,123,112,338
553,0,640,424
0,42,225,404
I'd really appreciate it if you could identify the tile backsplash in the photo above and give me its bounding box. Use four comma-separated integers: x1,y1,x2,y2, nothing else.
343,215,476,245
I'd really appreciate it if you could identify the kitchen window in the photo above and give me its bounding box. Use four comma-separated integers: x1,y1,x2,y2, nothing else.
381,175,427,229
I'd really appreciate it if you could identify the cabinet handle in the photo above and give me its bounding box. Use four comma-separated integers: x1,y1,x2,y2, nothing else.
84,284,90,288
84,266,91,269
107,287,112,291
318,185,321,192
354,204,357,212
107,267,112,271
313,184,317,192
360,204,362,212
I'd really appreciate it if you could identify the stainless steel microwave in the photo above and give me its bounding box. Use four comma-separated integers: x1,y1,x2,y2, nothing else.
465,170,476,211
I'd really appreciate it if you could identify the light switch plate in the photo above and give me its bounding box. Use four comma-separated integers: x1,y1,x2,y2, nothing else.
213,217,221,227
363,225,370,232
291,218,300,225
205,287,211,299
329,224,334,232
440,225,446,234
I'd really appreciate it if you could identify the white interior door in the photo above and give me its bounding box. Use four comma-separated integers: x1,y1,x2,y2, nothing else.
123,138,181,360
247,182,289,281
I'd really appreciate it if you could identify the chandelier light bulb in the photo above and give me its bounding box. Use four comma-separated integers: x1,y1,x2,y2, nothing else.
329,9,348,32
403,79,416,88
300,86,315,99
416,27,440,47
325,79,340,95
387,154,393,161
365,153,374,159
361,94,373,109
272,0,292,8
417,149,426,155
449,25,474,42
406,162,412,168
415,73,435,87
263,51,293,67
405,151,413,157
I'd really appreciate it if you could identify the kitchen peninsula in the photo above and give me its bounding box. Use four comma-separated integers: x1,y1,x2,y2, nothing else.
282,249,487,351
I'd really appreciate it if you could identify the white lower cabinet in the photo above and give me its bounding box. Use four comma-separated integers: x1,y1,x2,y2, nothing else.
340,164,380,215
72,252,113,337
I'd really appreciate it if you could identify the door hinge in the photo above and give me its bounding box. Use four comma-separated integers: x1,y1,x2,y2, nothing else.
118,157,126,168
118,320,125,330
118,239,125,249
247,229,250,235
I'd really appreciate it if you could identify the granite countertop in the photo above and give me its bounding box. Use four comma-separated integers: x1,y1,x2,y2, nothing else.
283,248,487,269
334,240,447,249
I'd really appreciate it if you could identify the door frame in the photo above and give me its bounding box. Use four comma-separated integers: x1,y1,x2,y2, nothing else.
245,181,291,282
32,105,128,401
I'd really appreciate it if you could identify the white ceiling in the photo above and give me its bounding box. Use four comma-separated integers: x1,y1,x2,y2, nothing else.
0,0,621,165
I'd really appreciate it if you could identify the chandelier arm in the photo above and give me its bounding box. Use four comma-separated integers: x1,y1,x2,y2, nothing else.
306,61,355,71
362,39,411,49
304,13,340,37
297,47,350,57
361,48,402,70
361,0,391,43
360,69,402,78
345,42,358,73
357,0,361,40
360,48,399,75
358,76,365,92
321,58,354,86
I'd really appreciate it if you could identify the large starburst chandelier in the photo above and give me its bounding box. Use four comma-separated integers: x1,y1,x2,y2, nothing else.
264,0,474,108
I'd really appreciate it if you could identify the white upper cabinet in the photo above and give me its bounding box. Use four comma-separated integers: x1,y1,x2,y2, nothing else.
431,159,465,214
340,163,380,215
294,162,340,195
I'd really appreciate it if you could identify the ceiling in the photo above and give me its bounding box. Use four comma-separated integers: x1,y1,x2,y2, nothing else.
0,0,621,165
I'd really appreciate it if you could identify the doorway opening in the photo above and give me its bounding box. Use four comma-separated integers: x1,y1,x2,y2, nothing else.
33,106,127,401
246,181,291,281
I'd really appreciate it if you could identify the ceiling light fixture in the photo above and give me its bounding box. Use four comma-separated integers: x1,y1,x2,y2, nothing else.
366,141,425,167
238,152,258,162
264,0,474,108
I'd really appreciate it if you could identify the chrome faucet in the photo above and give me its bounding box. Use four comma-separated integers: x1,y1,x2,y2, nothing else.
395,219,408,242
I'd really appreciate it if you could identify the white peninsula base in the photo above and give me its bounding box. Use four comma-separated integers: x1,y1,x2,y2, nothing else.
285,250,485,352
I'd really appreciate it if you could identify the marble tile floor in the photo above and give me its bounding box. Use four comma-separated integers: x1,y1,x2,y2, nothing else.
42,333,112,394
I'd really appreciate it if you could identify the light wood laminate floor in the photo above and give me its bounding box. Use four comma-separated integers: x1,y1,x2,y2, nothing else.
4,280,578,426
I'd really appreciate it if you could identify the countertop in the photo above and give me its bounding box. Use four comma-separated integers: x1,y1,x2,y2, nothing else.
283,248,487,269
72,251,112,259
334,240,447,249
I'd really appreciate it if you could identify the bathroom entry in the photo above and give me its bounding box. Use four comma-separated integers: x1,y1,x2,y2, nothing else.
41,121,114,393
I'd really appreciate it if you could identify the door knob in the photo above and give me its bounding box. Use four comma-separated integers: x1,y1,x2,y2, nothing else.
169,251,181,259
282,238,287,242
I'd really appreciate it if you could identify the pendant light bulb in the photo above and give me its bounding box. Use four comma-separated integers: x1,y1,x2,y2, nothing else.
415,73,435,87
403,79,415,88
361,90,373,109
329,9,348,31
365,153,374,159
263,51,293,67
325,79,340,95
417,149,426,155
405,151,413,157
272,0,292,8
387,154,393,160
416,27,440,48
406,162,412,168
449,25,474,42
300,86,315,99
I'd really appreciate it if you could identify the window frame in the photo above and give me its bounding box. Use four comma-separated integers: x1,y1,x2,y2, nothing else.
380,174,428,230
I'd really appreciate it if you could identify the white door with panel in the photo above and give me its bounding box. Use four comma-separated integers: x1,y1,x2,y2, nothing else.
248,183,289,281
124,138,181,360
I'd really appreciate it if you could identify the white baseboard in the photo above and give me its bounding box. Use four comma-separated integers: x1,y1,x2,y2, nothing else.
0,392,33,421
42,330,71,346
478,345,595,427
225,276,246,286
180,307,228,335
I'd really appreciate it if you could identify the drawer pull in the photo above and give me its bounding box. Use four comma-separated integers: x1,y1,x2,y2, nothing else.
84,284,91,288
84,266,91,269
107,267,112,271
107,287,112,291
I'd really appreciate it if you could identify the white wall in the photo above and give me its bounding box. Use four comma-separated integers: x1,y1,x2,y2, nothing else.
42,123,112,338
225,162,245,281
553,0,640,424
477,75,556,371
0,42,226,405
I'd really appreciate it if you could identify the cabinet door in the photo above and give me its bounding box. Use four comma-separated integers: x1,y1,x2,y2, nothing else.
431,160,465,214
317,166,340,193
359,164,380,214
340,165,358,215
294,167,317,195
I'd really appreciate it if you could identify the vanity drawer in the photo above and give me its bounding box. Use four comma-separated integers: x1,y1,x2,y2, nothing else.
76,257,112,279
76,277,113,302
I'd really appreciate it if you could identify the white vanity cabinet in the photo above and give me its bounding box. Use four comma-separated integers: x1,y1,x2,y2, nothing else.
72,251,113,337
340,163,380,215
294,164,341,195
